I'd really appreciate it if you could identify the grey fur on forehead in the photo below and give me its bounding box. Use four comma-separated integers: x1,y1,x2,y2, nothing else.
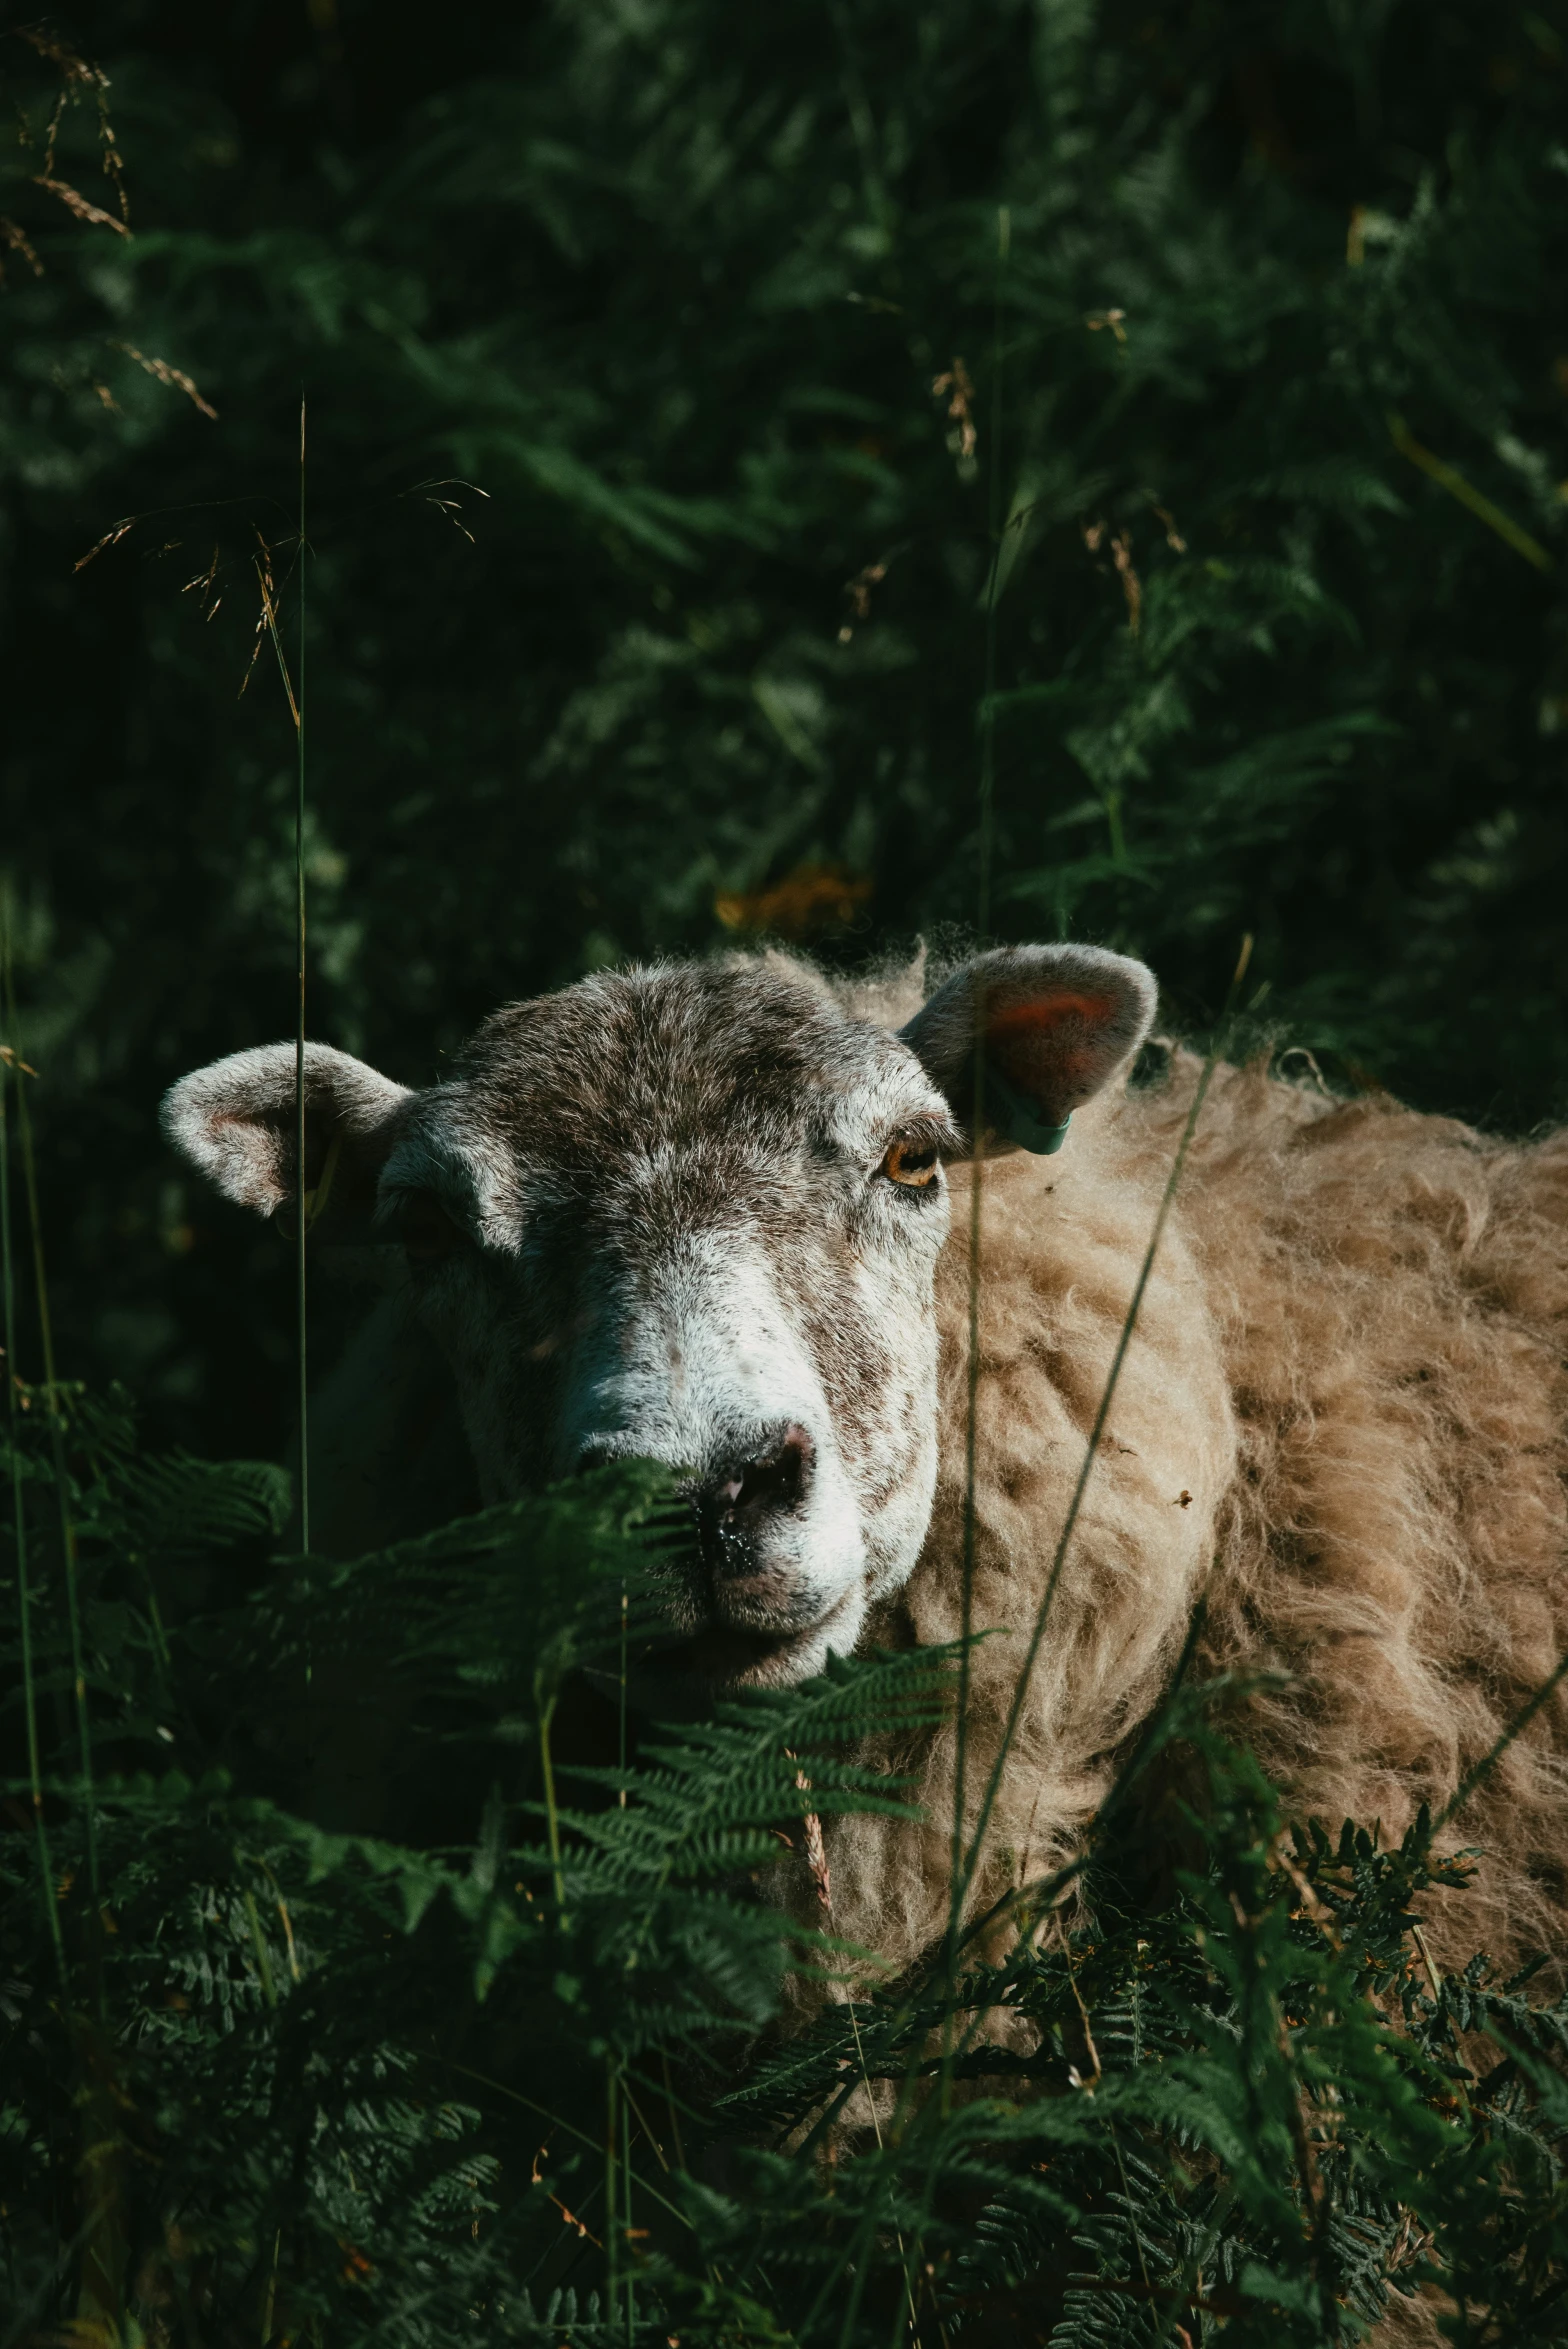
444,954,940,1164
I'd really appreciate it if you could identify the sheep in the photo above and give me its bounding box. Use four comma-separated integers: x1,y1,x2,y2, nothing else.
163,943,1568,1979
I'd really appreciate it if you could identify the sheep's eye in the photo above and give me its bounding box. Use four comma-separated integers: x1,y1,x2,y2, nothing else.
880,1138,940,1190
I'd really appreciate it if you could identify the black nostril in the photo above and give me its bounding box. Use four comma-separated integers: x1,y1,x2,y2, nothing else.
702,1422,814,1529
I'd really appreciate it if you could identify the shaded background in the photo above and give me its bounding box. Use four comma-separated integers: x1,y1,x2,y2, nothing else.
3,0,1566,1464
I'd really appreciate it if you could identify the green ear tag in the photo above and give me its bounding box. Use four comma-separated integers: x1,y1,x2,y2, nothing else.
977,1062,1073,1156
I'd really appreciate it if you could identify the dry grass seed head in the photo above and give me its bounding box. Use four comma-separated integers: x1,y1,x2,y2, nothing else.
0,216,43,284
932,358,977,459
15,24,126,223
110,343,217,419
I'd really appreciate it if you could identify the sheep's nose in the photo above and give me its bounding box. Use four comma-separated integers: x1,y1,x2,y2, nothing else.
694,1422,814,1576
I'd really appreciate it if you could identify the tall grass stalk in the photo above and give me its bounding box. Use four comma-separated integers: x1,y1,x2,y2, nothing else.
1,904,99,1911
621,2083,635,2347
945,198,1011,2013
256,407,311,1548
1430,1639,1568,1840
538,1684,567,1918
605,2062,621,2333
295,396,310,1553
0,976,67,1989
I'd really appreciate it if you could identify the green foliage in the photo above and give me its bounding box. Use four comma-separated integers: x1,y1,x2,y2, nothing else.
2,2,1568,1454
4,1388,1568,2344
5,5,1568,2338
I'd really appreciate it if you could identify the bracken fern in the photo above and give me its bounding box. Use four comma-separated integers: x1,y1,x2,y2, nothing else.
3,1382,1567,2345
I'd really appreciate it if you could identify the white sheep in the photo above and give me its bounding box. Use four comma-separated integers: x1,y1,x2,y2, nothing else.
165,944,1568,1976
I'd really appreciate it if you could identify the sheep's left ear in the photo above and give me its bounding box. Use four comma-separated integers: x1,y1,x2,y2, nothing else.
899,945,1156,1157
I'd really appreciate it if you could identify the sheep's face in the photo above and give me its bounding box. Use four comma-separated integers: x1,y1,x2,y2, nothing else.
164,947,1155,1695
379,962,959,1690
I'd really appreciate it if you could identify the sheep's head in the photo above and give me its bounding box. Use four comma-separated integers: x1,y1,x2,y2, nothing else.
164,945,1155,1695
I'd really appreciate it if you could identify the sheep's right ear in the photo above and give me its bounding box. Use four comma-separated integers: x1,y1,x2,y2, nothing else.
161,1044,413,1228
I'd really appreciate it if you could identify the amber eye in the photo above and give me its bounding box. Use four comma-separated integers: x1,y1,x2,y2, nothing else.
880,1138,940,1190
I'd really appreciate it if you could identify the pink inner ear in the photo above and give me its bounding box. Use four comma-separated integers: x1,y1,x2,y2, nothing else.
983,988,1124,1105
984,989,1120,1040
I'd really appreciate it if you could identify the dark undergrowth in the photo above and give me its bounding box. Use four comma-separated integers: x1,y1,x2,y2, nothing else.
5,0,1568,1464
4,1379,1567,2347
6,6,1568,2340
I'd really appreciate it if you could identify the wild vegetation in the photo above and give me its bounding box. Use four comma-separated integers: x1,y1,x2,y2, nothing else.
4,1,1568,2339
5,1365,1568,2342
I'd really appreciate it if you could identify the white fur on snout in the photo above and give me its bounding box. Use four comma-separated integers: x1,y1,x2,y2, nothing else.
561,1235,868,1654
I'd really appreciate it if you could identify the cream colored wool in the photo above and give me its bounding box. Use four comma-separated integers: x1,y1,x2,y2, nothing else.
826,1050,1568,1981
